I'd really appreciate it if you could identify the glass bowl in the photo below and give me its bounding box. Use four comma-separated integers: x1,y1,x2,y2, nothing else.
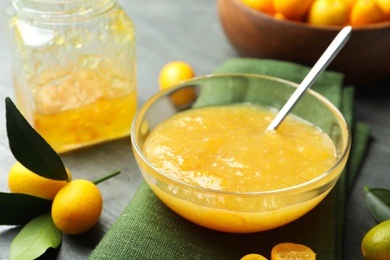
131,74,351,233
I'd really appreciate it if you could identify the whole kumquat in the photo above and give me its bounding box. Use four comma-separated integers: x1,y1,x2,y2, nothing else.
376,0,390,17
241,0,275,14
361,219,390,260
273,0,314,20
51,179,103,235
349,0,387,26
307,0,349,25
158,61,196,106
8,161,71,200
344,0,357,10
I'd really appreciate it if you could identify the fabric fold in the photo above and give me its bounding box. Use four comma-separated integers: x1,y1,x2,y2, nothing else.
89,58,371,260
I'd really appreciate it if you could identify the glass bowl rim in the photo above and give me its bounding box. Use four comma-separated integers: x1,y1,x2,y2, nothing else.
131,73,352,197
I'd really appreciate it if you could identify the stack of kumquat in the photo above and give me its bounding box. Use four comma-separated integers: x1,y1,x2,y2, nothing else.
240,242,316,260
241,0,390,26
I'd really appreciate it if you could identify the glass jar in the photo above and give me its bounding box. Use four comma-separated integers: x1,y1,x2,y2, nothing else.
3,0,137,153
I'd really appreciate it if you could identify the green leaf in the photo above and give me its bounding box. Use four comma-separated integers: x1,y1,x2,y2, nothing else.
9,212,62,260
5,97,68,181
0,192,52,225
365,186,390,223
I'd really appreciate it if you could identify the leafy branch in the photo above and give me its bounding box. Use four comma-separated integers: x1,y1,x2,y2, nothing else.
1,97,121,259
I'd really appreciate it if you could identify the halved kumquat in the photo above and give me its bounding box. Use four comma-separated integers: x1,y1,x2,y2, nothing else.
241,253,268,260
271,242,316,260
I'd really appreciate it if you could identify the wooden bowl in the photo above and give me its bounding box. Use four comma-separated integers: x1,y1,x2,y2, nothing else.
218,0,390,85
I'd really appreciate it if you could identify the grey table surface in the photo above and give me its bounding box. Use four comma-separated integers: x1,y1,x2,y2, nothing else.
0,0,389,259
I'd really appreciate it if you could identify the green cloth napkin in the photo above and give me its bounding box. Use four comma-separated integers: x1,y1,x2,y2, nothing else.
89,58,372,260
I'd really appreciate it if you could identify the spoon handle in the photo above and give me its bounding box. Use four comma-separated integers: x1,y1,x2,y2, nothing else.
266,25,352,132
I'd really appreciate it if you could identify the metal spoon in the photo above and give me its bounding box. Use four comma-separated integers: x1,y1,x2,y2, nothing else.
266,25,352,132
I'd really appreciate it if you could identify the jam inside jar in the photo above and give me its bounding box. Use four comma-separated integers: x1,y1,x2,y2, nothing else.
3,0,137,153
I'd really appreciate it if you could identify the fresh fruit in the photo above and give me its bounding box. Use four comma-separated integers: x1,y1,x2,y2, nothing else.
273,12,288,20
273,0,314,19
158,61,195,89
361,219,390,260
241,253,268,260
51,179,103,235
376,0,390,17
241,0,390,26
271,242,316,260
273,12,302,21
158,61,196,106
307,0,349,25
241,0,275,14
349,0,387,26
8,161,71,200
344,0,357,10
